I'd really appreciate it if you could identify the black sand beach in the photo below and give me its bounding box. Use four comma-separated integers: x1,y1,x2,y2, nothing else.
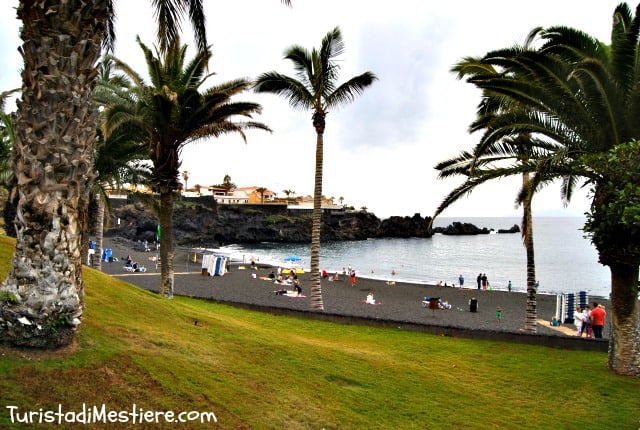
99,237,611,343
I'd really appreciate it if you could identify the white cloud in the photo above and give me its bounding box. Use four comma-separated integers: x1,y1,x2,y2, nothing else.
0,0,621,218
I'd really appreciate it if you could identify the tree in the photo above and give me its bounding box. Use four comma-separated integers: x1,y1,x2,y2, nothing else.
88,128,151,271
0,91,18,238
282,189,295,199
256,186,267,203
182,170,190,191
99,38,270,298
446,3,640,376
219,175,236,194
434,132,555,332
85,56,151,272
438,35,556,333
0,0,215,348
255,27,377,310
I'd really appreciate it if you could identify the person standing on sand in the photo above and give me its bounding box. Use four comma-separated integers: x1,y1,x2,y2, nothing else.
496,307,502,324
573,306,584,336
590,302,606,339
458,274,464,288
583,305,593,337
350,270,357,287
477,273,482,290
508,280,512,292
481,273,488,290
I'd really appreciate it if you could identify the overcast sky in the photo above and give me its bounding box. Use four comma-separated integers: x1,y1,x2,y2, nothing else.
0,1,626,219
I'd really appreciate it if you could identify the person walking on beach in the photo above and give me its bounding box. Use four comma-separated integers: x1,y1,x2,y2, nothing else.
476,273,482,290
458,274,464,288
481,273,488,290
349,270,357,287
495,307,502,324
508,280,512,292
590,302,606,339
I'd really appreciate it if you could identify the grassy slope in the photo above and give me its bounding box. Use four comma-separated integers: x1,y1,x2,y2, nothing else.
0,235,638,429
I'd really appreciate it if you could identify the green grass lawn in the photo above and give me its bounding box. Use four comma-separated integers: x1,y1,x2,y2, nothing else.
0,235,638,429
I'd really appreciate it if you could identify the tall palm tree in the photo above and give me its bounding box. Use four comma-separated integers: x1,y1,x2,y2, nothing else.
254,27,377,310
181,170,190,191
0,0,293,347
84,56,151,272
0,96,18,238
445,3,640,376
99,37,270,298
434,132,555,332
439,36,553,333
0,0,213,348
88,128,151,271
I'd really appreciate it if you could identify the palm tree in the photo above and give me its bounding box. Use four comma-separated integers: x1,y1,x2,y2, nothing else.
256,186,267,203
99,38,270,298
0,93,18,238
254,27,377,310
220,174,236,195
434,132,555,332
446,3,640,376
439,36,554,333
84,56,152,272
0,0,215,348
181,170,190,192
89,127,151,271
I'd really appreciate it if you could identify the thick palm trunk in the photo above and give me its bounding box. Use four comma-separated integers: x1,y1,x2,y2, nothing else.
92,194,105,271
309,130,324,311
522,174,537,333
0,1,108,347
158,191,175,298
607,264,640,376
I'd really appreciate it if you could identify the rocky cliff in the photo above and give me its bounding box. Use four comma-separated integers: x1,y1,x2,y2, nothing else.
107,202,434,247
106,200,519,247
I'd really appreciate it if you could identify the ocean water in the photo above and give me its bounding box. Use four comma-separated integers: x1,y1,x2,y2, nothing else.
207,217,611,298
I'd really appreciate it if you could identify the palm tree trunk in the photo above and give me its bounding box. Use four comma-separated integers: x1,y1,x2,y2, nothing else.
309,131,324,311
0,0,108,347
607,263,640,376
522,173,537,333
92,194,105,271
158,190,175,298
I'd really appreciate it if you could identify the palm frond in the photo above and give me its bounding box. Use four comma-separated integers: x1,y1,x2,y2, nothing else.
325,72,378,108
254,72,314,110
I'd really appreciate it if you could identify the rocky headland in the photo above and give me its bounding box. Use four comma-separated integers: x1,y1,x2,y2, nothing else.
106,198,520,247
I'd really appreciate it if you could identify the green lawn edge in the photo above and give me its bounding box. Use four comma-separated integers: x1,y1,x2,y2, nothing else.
0,235,638,429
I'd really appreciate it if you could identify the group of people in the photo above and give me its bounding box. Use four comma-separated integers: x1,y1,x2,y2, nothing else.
322,265,356,286
476,273,490,290
123,255,146,272
269,268,303,296
573,302,607,339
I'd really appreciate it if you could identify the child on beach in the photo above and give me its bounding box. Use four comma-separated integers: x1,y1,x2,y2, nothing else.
495,307,502,324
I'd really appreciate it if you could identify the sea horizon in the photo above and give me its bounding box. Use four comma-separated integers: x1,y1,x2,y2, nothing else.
200,216,611,298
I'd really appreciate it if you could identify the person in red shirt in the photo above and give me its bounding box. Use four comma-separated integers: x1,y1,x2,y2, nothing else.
590,302,606,339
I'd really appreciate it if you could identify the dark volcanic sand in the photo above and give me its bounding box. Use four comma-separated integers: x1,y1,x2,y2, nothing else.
98,237,611,339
